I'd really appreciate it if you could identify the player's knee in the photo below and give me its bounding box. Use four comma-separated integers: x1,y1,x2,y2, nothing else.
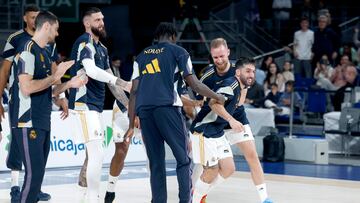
245,148,259,161
201,165,219,183
219,163,235,178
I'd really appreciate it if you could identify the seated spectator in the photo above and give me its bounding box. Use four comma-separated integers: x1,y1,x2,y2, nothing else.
314,56,335,90
265,81,302,115
339,43,358,64
264,62,285,93
330,54,350,89
264,83,282,112
333,63,358,111
244,81,265,108
282,61,295,83
259,55,273,72
255,68,266,85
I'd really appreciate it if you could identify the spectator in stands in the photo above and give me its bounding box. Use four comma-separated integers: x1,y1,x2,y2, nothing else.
333,63,358,111
353,28,360,63
256,67,266,86
330,54,350,89
272,0,292,41
265,81,302,115
244,81,265,108
282,61,295,83
257,56,272,85
293,16,314,78
339,43,358,64
260,55,273,72
264,62,285,93
264,83,282,111
312,15,340,68
314,56,335,89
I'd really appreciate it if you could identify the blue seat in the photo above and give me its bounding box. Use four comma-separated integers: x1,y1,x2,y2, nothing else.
295,77,316,89
306,89,327,113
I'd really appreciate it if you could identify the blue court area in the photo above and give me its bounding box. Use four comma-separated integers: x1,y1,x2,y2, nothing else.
235,156,360,181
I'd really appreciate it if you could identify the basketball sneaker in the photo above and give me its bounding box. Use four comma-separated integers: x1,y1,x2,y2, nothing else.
105,191,115,203
263,198,274,203
10,186,20,203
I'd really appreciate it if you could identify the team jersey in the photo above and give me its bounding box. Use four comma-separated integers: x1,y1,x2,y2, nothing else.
9,40,52,131
4,29,58,100
1,29,58,63
198,63,250,125
131,41,193,113
197,63,236,100
68,33,110,112
191,76,240,138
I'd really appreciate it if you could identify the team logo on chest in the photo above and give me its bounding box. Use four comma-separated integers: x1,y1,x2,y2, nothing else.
40,53,45,62
29,130,37,140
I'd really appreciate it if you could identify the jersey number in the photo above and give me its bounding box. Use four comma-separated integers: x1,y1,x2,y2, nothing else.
142,58,161,75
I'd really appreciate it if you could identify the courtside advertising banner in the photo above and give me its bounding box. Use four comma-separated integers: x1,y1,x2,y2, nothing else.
0,111,147,171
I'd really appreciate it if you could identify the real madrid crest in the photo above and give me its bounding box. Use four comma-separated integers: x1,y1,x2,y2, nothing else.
29,130,37,139
40,53,44,62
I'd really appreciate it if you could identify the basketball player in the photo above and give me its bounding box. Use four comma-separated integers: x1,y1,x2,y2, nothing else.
124,22,225,203
68,7,129,202
9,11,86,203
104,70,203,203
193,38,273,203
191,58,254,202
0,5,63,202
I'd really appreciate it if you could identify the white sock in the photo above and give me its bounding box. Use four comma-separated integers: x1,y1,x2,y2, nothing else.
191,164,203,186
192,179,211,203
107,175,118,192
11,170,19,187
209,174,225,192
85,140,104,199
256,183,268,202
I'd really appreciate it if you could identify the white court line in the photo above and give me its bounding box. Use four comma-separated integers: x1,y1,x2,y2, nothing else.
0,172,359,203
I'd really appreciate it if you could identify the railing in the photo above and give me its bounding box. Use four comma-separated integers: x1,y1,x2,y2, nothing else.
339,16,360,29
209,13,263,55
243,17,282,52
338,16,360,44
253,43,294,60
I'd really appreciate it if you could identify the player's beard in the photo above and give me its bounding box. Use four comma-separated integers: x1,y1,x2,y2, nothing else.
216,60,229,73
239,74,254,87
91,26,107,39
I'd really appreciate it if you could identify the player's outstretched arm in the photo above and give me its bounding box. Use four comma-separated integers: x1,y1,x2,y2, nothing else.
81,58,132,92
209,98,244,132
184,74,226,105
19,60,74,96
124,79,139,142
105,69,129,107
52,74,88,97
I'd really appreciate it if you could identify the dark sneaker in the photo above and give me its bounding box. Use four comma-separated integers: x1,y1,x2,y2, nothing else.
10,186,20,203
104,191,115,203
37,191,51,201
